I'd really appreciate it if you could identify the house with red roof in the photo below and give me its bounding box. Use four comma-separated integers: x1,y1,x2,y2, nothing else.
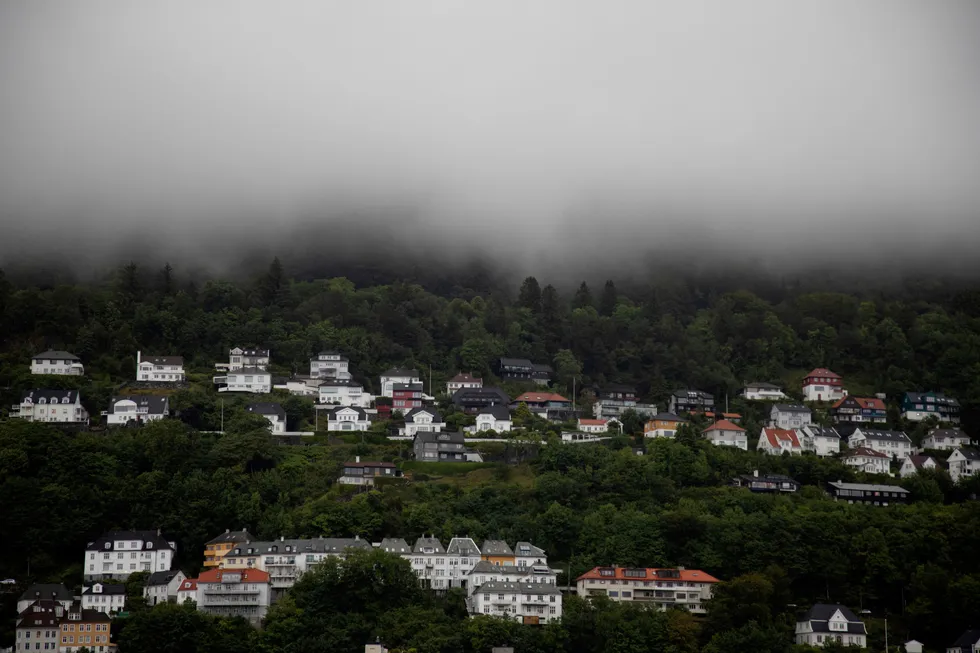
841,446,891,475
512,391,572,420
176,578,198,604
446,372,482,396
577,417,620,434
195,568,271,624
898,454,941,479
757,427,803,455
576,566,720,614
802,368,845,402
831,396,887,424
702,419,748,450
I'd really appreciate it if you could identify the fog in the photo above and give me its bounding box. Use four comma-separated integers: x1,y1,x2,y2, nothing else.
2,1,980,279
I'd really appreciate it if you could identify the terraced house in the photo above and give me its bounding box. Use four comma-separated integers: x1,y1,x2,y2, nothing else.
576,567,720,614
84,530,176,581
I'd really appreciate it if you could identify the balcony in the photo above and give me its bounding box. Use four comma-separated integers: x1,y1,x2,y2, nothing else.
213,376,228,384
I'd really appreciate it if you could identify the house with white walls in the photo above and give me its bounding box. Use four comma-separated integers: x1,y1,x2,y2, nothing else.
739,382,788,401
470,581,563,624
947,447,980,483
80,583,126,615
194,568,271,625
801,368,845,402
401,407,446,436
840,447,891,475
380,368,422,398
899,454,941,478
309,351,352,380
702,420,748,450
30,350,84,376
794,604,867,649
213,367,272,393
475,405,512,433
578,418,619,434
12,389,89,424
318,379,373,408
136,352,185,382
847,428,913,459
84,530,176,581
769,404,812,429
246,402,287,433
216,347,270,371
103,395,170,426
447,372,483,396
325,406,371,432
797,425,841,457
757,427,804,455
144,570,187,606
921,428,971,451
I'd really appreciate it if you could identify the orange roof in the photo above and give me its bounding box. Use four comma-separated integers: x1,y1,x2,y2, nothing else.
762,427,801,448
703,419,745,433
843,446,889,460
579,419,607,426
197,568,269,583
805,368,841,379
695,411,742,419
832,396,885,410
577,566,719,583
515,392,569,403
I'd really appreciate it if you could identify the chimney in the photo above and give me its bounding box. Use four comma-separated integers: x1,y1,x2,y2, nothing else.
157,528,161,536
356,455,360,463
225,528,230,533
753,469,758,477
280,535,285,542
137,350,141,367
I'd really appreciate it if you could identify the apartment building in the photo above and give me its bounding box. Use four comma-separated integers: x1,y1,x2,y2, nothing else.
576,567,719,614
471,581,562,625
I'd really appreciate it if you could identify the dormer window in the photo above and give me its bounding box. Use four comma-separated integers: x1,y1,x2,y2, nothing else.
39,397,47,404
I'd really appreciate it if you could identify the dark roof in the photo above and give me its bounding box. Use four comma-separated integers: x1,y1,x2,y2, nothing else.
855,429,911,443
393,382,424,392
16,600,63,627
737,473,799,485
139,355,184,366
343,461,397,469
20,389,80,403
19,584,74,602
405,407,443,422
515,541,546,557
804,425,841,439
904,391,959,406
67,604,112,622
478,405,511,420
773,403,810,413
108,395,169,415
481,540,514,556
952,630,980,647
470,560,533,575
672,389,713,399
317,379,362,387
230,537,371,556
956,447,980,461
446,537,481,556
82,583,126,595
378,538,411,553
246,402,286,419
799,604,867,634
312,351,348,361
499,357,533,367
232,347,269,356
827,481,909,494
531,364,553,375
147,570,182,586
453,386,510,402
413,536,446,553
744,381,782,390
32,350,80,360
906,455,937,470
649,412,685,422
927,428,968,439
383,368,419,377
415,431,465,444
327,406,368,419
206,529,255,545
85,530,174,551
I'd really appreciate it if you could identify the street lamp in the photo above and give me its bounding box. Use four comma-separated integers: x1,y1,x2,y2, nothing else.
861,609,888,652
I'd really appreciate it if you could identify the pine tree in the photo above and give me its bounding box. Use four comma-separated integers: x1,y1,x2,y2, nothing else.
160,262,175,296
517,276,542,313
599,279,618,316
572,282,593,310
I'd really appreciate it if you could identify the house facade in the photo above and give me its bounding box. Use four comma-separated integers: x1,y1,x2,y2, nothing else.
831,396,887,424
531,364,553,386
84,530,176,581
220,347,270,371
380,368,421,398
414,431,467,462
921,428,971,451
176,579,198,604
104,395,169,426
901,391,960,424
401,407,445,436
847,428,913,459
794,604,867,648
80,583,126,615
17,585,74,615
512,392,571,419
669,390,715,414
802,368,844,402
471,581,562,624
899,454,940,478
447,372,483,395
578,418,615,434
409,536,483,590
497,358,534,382
732,471,800,493
702,420,747,450
59,603,114,653
576,567,719,614
452,387,510,414
798,425,841,457
476,405,512,432
308,351,352,380
592,385,655,420
338,459,402,486
325,406,371,432
15,600,63,653
195,568,271,625
465,560,557,596
392,383,424,413
643,413,685,439
840,447,891,475
31,350,84,376
12,389,89,424
213,368,272,394
826,481,909,505
947,629,980,653
757,427,804,455
246,402,286,433
203,529,255,569
136,352,185,382
317,380,373,408
740,382,788,401
769,404,812,429
947,447,980,483
144,570,187,606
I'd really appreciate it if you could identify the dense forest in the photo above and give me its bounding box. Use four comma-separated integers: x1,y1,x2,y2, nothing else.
2,260,980,652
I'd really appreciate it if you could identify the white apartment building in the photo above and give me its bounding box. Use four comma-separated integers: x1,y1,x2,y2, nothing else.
12,389,89,424
136,351,185,382
401,408,446,436
325,406,371,432
17,585,74,614
246,402,287,433
465,560,557,597
318,380,373,407
195,568,271,625
103,395,170,426
795,604,867,649
841,447,891,475
309,351,352,380
84,530,176,581
740,382,788,401
769,404,812,429
847,428,913,459
144,570,187,606
947,447,980,483
14,600,64,653
80,583,126,615
217,347,270,371
576,567,719,614
471,581,562,624
380,368,421,398
702,420,748,450
213,368,272,394
921,428,971,451
31,350,84,376
798,425,841,457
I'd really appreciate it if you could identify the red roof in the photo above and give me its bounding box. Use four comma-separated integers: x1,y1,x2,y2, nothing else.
762,427,801,448
843,446,889,460
515,392,569,403
178,579,198,591
703,419,745,433
695,411,742,420
577,566,719,583
197,568,269,583
578,419,607,426
805,368,841,379
449,372,482,383
832,396,885,411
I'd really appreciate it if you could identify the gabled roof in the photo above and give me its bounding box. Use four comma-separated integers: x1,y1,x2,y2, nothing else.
470,560,536,575
16,600,64,628
32,350,80,360
531,363,553,375
404,407,443,422
206,529,255,545
343,461,397,469
147,570,183,586
382,367,419,378
804,368,841,379
413,536,445,553
481,540,514,556
197,568,269,583
477,580,561,595
449,372,482,383
926,428,968,440
577,566,719,583
514,391,569,403
827,481,909,494
952,447,980,461
478,405,511,420
108,394,169,415
178,579,198,593
140,355,184,366
453,386,510,402
952,629,980,648
854,428,911,443
762,427,801,448
446,537,481,556
81,583,125,595
231,347,269,356
703,419,745,433
842,446,890,460
514,542,546,557
799,604,866,634
327,405,368,419
905,454,938,470
648,413,685,423
499,357,533,367
246,402,286,419
905,391,959,406
378,538,412,553
19,584,73,603
20,389,80,403
578,418,608,426
773,403,810,413
833,396,885,411
65,604,112,623
744,381,782,390
803,425,841,439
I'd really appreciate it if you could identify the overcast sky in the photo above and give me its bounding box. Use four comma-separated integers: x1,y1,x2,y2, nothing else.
2,1,979,273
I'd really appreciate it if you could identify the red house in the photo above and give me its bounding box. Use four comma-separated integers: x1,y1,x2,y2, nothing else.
392,382,423,413
802,368,844,402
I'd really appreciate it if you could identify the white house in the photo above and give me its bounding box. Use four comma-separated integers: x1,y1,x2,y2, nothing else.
471,581,562,624
847,428,913,459
576,567,719,614
104,395,170,426
246,402,287,433
318,380,373,408
947,447,980,483
12,389,89,424
273,377,323,397
797,425,841,457
769,404,812,429
702,420,748,450
757,427,804,455
740,382,788,401
447,372,483,396
309,351,352,380
136,351,185,382
794,604,867,649
921,428,971,451
840,447,891,475
195,568,271,625
16,585,75,614
216,347,270,371
176,578,198,604
380,368,421,398
465,560,557,596
401,407,446,436
213,367,272,393
904,640,923,653
144,570,187,606
80,583,126,615
84,530,176,581
801,368,845,402
947,630,980,653
475,405,512,433
578,418,619,434
31,350,84,376
326,406,371,432
899,454,941,478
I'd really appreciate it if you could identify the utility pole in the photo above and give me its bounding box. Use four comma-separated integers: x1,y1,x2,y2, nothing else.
572,376,576,411
429,364,432,396
220,399,224,433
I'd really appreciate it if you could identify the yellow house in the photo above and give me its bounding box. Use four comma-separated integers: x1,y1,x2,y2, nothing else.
481,540,515,566
203,529,254,568
644,413,686,439
60,603,114,652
